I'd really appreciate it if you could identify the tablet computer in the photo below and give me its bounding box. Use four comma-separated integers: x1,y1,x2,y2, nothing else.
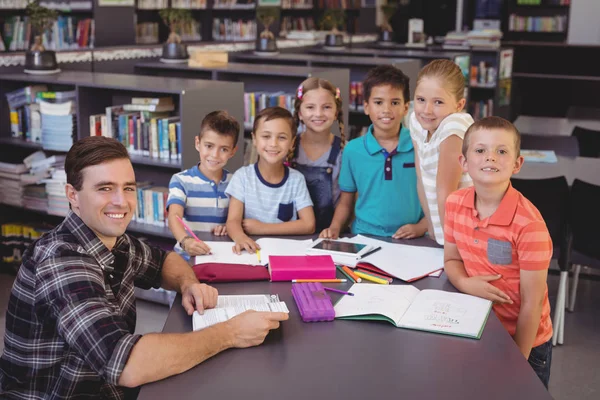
307,238,371,258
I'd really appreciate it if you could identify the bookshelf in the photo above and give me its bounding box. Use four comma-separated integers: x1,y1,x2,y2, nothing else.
231,52,420,138
133,61,350,138
503,0,571,43
0,0,95,52
0,71,244,240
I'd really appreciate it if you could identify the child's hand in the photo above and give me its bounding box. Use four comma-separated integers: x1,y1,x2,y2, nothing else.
392,223,426,240
232,236,261,255
461,275,513,304
242,219,265,235
184,239,212,256
212,225,227,236
319,226,340,239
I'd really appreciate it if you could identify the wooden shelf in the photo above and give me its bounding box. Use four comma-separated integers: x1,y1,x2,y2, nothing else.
128,220,174,239
513,72,600,82
0,137,43,150
129,154,182,169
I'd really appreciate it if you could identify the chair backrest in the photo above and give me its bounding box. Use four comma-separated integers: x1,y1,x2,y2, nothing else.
511,176,570,245
520,134,580,157
571,126,600,158
569,179,600,261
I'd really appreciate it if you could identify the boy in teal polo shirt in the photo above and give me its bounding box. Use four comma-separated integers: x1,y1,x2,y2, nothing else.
320,65,426,239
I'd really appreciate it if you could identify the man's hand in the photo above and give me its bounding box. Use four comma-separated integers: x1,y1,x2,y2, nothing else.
183,239,212,256
319,225,340,239
181,282,218,315
233,235,260,255
212,225,227,236
225,310,289,348
392,223,426,240
460,275,513,304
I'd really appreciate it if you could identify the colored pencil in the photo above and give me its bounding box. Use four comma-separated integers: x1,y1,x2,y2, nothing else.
354,271,389,285
336,264,355,283
342,265,362,283
292,279,347,283
323,287,354,296
176,215,201,242
356,268,393,283
256,249,261,264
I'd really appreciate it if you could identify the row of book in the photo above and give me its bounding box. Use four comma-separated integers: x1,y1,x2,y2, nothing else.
89,97,182,161
280,17,316,34
2,16,94,52
172,0,207,8
281,0,313,8
243,92,294,130
516,0,570,5
469,99,495,120
6,85,77,152
317,0,360,9
132,184,169,227
508,14,568,32
1,222,49,268
0,1,92,9
137,0,168,8
212,19,256,42
470,61,498,87
349,81,365,112
135,20,202,45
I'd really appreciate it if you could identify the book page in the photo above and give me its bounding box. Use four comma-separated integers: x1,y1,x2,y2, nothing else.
333,284,421,326
192,294,289,331
256,238,313,262
397,290,492,338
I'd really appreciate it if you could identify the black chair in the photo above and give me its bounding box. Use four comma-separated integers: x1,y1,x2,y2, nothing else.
520,134,580,157
567,179,600,313
571,126,600,158
511,176,571,346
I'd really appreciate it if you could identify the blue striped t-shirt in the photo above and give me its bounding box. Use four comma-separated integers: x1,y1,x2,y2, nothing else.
225,163,313,223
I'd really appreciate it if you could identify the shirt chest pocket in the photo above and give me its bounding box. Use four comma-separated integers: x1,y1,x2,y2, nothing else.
277,202,294,222
487,238,513,265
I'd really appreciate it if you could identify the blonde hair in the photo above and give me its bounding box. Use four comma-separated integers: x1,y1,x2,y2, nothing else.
290,77,345,163
463,116,521,158
416,59,465,103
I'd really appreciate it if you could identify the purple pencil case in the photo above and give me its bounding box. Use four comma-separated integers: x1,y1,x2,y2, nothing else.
291,282,335,322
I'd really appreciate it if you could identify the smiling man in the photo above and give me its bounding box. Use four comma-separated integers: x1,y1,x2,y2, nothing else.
0,136,288,399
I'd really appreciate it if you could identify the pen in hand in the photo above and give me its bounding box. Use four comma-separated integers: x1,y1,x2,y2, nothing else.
176,215,211,255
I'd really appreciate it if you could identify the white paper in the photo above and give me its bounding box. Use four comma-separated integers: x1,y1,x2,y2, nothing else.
346,235,445,281
192,294,289,331
334,284,421,326
194,238,313,266
397,290,492,337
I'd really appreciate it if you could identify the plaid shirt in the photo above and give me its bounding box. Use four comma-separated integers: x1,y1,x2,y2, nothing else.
0,211,167,399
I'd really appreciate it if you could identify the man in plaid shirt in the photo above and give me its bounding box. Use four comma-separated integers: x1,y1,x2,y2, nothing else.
0,136,288,399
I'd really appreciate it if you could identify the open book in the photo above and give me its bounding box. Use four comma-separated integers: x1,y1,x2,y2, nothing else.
192,294,289,331
334,284,492,339
521,150,558,163
194,238,312,266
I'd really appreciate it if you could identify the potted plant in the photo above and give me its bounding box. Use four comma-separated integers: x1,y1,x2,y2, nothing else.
255,7,279,55
159,8,193,63
24,0,59,74
379,0,397,45
319,9,346,50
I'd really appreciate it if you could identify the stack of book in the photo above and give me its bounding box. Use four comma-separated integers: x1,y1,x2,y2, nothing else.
442,31,469,50
89,96,181,162
38,90,77,152
0,162,28,208
6,85,48,143
243,92,294,130
172,0,207,8
1,222,50,269
467,29,502,48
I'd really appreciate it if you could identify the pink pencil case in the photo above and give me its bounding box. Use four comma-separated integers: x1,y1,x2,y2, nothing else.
291,282,335,322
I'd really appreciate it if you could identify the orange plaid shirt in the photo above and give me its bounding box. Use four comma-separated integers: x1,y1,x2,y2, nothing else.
444,184,553,347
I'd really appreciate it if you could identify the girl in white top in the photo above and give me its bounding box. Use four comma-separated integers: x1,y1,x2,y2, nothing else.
409,59,474,245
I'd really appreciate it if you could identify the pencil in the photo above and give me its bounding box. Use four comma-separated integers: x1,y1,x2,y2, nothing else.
257,249,261,264
354,271,389,285
356,268,393,283
323,287,354,296
336,264,356,283
175,215,201,242
292,279,347,283
342,265,362,283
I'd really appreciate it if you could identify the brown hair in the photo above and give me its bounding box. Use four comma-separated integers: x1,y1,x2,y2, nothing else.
292,77,346,161
253,107,296,162
198,110,240,145
66,136,130,191
416,59,465,103
362,65,410,103
462,116,522,158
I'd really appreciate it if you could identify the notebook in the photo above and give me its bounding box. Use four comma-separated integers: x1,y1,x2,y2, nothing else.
268,255,335,281
521,150,558,163
192,294,289,331
335,235,444,282
334,284,492,339
194,238,312,266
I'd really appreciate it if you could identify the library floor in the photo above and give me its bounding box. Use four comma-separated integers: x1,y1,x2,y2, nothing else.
0,271,598,399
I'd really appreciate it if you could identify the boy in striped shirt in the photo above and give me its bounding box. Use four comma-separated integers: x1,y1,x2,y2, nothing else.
444,116,553,388
167,111,240,260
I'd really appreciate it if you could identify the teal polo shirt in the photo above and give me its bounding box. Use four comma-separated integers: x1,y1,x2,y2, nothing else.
338,124,423,237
